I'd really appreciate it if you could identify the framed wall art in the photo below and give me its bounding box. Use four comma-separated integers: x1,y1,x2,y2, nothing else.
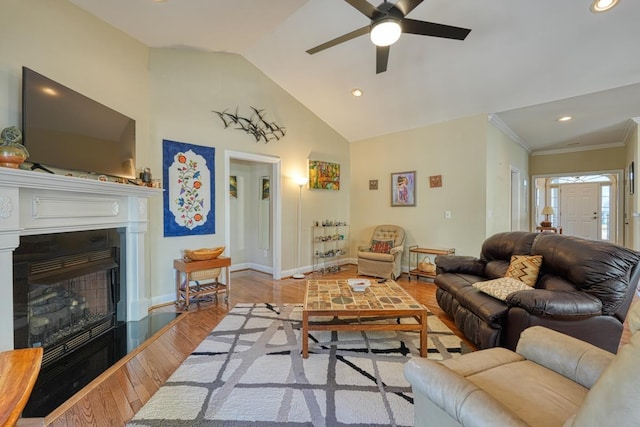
261,176,270,200
308,160,340,190
391,171,416,207
163,139,215,237
229,175,238,199
369,179,378,190
429,174,442,188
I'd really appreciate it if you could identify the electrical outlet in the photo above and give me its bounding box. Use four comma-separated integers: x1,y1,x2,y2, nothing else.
263,249,268,257
444,210,452,219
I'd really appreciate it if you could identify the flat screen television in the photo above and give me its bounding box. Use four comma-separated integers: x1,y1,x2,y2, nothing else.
21,67,136,178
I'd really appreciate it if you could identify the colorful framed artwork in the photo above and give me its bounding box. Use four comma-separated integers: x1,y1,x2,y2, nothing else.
391,171,416,207
261,177,270,200
308,160,340,190
229,175,237,199
162,139,215,237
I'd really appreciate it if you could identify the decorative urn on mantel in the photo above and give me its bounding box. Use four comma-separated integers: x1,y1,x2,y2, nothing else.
0,126,29,168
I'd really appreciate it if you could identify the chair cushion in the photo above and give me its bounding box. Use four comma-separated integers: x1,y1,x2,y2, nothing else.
473,277,533,301
371,239,394,254
505,255,542,287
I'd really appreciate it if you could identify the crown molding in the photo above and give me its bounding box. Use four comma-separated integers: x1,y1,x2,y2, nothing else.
530,141,625,156
623,116,640,144
487,114,530,152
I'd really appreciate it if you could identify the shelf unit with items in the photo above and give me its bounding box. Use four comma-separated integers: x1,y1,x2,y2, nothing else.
312,220,349,275
409,246,455,281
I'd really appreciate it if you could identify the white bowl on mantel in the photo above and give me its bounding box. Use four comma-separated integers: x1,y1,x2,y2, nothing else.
347,279,371,292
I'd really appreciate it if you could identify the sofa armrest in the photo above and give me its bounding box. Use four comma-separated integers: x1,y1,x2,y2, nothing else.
404,358,528,427
516,326,614,389
435,255,486,275
357,244,370,251
506,290,602,318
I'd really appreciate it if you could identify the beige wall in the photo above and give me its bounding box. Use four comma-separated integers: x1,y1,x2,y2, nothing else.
486,123,530,235
0,1,351,307
0,0,151,338
350,115,489,261
148,49,351,303
530,146,626,176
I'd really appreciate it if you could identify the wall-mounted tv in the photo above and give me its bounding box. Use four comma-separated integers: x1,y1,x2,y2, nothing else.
22,67,136,178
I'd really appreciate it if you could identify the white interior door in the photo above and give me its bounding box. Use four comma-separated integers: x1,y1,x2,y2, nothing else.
560,183,599,239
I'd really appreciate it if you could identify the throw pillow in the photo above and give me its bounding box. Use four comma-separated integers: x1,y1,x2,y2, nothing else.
371,239,394,254
472,277,533,301
505,254,543,287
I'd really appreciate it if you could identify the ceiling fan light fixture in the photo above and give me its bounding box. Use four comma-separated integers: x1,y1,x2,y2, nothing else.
370,19,402,47
591,0,619,13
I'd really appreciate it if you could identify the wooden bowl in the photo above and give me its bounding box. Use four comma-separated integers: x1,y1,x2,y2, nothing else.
184,247,225,261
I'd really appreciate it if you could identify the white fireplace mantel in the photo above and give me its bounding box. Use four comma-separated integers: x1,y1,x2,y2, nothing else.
0,167,162,351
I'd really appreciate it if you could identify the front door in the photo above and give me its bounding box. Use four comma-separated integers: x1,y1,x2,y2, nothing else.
560,183,599,239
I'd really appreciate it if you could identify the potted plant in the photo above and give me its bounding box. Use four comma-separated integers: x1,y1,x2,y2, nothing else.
0,126,29,168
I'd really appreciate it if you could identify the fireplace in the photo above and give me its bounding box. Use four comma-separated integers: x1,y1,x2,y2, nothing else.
0,167,162,352
13,229,122,367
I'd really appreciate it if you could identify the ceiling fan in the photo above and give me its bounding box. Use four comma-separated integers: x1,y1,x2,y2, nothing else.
306,0,471,74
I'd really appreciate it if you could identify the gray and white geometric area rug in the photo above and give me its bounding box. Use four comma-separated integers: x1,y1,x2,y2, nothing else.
128,303,467,427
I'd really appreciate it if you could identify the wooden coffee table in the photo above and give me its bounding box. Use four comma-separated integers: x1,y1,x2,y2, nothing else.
302,279,428,358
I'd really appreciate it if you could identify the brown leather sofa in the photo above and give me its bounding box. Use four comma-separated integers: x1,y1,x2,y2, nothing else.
434,231,640,353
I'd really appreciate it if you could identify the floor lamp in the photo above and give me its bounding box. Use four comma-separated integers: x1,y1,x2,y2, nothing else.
293,177,307,279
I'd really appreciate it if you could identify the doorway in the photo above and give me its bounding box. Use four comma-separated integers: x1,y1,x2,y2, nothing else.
225,151,282,279
532,171,622,243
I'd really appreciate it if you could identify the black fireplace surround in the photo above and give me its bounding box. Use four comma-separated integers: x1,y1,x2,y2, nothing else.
13,229,121,362
12,229,180,417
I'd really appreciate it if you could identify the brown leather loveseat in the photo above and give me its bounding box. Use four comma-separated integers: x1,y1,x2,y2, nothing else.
434,231,640,353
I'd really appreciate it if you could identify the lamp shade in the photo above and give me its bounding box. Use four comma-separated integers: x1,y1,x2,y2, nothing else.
541,206,555,216
370,19,402,46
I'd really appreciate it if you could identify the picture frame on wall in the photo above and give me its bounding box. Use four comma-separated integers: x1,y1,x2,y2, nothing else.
230,175,237,199
391,171,416,207
308,160,340,190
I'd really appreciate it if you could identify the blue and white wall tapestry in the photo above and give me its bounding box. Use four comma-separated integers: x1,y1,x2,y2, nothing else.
163,139,215,237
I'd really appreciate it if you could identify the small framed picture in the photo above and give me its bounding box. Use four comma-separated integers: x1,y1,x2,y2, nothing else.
229,175,237,199
429,175,442,188
369,179,378,190
391,171,416,207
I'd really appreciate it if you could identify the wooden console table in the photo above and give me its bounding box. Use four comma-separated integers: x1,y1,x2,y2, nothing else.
536,226,562,234
174,256,231,310
409,246,455,281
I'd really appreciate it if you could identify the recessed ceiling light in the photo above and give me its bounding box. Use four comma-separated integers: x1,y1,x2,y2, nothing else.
557,116,573,122
351,88,363,97
591,0,619,13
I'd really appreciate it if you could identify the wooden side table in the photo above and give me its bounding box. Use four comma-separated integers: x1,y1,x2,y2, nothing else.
409,246,455,281
174,256,231,310
536,226,562,234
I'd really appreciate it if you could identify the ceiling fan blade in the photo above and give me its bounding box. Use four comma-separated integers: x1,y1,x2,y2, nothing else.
306,26,370,55
376,45,390,74
345,0,378,19
395,0,423,16
402,18,471,40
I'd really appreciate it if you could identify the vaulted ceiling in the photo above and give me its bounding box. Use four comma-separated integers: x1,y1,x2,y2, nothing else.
69,0,640,153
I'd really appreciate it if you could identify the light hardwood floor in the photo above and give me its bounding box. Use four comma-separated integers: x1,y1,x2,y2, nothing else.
36,265,637,426
43,266,467,426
